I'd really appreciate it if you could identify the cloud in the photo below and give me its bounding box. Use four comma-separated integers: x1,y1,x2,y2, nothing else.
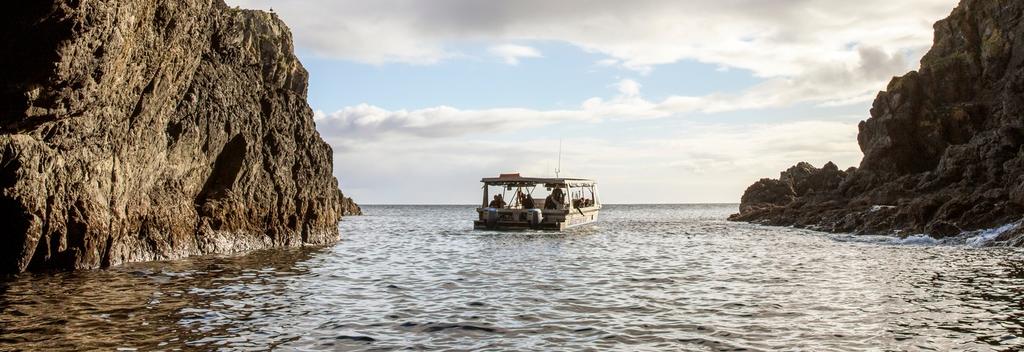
230,0,951,70
314,68,897,141
229,0,953,110
488,44,543,65
314,104,591,141
328,119,862,204
312,77,863,203
309,79,666,141
615,79,641,97
221,0,958,203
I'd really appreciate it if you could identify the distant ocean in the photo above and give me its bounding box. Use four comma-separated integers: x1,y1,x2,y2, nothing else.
2,204,1023,350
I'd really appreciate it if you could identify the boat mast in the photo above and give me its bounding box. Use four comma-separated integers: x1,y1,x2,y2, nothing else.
555,138,562,178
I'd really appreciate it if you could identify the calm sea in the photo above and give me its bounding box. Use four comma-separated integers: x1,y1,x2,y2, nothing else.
2,204,1023,351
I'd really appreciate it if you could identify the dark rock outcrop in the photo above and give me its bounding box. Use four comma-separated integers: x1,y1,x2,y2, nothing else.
731,0,1024,244
340,192,362,216
0,0,351,274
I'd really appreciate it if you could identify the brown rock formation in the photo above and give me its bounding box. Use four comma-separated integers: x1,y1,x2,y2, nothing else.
731,0,1024,244
0,0,353,274
340,192,362,216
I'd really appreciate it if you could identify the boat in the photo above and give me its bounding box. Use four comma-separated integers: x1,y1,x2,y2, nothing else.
474,173,602,231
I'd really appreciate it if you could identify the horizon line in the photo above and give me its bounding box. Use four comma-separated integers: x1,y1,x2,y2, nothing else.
355,202,741,206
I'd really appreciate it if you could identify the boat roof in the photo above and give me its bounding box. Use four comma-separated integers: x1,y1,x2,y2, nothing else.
481,173,596,186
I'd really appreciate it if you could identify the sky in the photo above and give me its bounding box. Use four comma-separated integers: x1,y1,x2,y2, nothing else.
227,0,957,204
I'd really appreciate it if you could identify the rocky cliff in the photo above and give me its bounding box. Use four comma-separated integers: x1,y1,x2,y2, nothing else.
730,0,1024,245
340,193,362,216
0,0,356,274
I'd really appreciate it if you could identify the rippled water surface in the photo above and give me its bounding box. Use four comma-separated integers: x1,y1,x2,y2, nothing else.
2,205,1024,351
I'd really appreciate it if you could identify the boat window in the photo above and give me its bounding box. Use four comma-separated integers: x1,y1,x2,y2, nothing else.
483,182,576,210
482,179,598,210
571,186,597,208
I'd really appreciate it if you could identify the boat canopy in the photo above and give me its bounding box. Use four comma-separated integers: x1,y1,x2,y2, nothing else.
481,173,595,187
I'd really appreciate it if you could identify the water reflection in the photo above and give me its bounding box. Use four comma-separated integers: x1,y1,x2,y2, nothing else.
0,205,1022,351
0,247,323,350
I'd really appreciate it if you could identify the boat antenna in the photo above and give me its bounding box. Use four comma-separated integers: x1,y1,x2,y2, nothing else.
555,138,562,178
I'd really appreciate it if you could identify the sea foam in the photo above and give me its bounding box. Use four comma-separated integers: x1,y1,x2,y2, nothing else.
962,221,1021,247
827,219,1022,247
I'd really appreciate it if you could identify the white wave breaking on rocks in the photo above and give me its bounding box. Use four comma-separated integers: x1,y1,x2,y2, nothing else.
829,220,1022,247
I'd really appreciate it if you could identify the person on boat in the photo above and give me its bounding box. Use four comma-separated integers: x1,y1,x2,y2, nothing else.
540,193,557,210
551,186,564,202
522,193,536,209
488,194,506,208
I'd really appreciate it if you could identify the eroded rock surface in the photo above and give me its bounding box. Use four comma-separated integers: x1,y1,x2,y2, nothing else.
730,0,1024,244
0,0,355,274
340,193,362,216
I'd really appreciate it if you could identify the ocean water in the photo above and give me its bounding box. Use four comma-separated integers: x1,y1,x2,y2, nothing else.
2,204,1023,351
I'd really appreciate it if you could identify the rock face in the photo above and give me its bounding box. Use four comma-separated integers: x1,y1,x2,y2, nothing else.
340,193,362,216
0,0,355,274
731,0,1024,244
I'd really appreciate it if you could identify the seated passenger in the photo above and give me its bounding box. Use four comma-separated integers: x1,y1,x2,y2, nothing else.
544,195,557,209
551,186,564,204
488,194,506,208
523,194,536,209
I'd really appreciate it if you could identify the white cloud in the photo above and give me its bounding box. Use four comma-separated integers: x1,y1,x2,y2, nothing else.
314,71,893,142
615,79,641,97
313,75,869,203
220,0,959,203
314,104,591,141
328,119,862,204
230,0,951,69
229,0,953,109
488,44,543,65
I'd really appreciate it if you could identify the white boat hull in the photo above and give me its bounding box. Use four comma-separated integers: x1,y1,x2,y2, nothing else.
474,206,600,231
